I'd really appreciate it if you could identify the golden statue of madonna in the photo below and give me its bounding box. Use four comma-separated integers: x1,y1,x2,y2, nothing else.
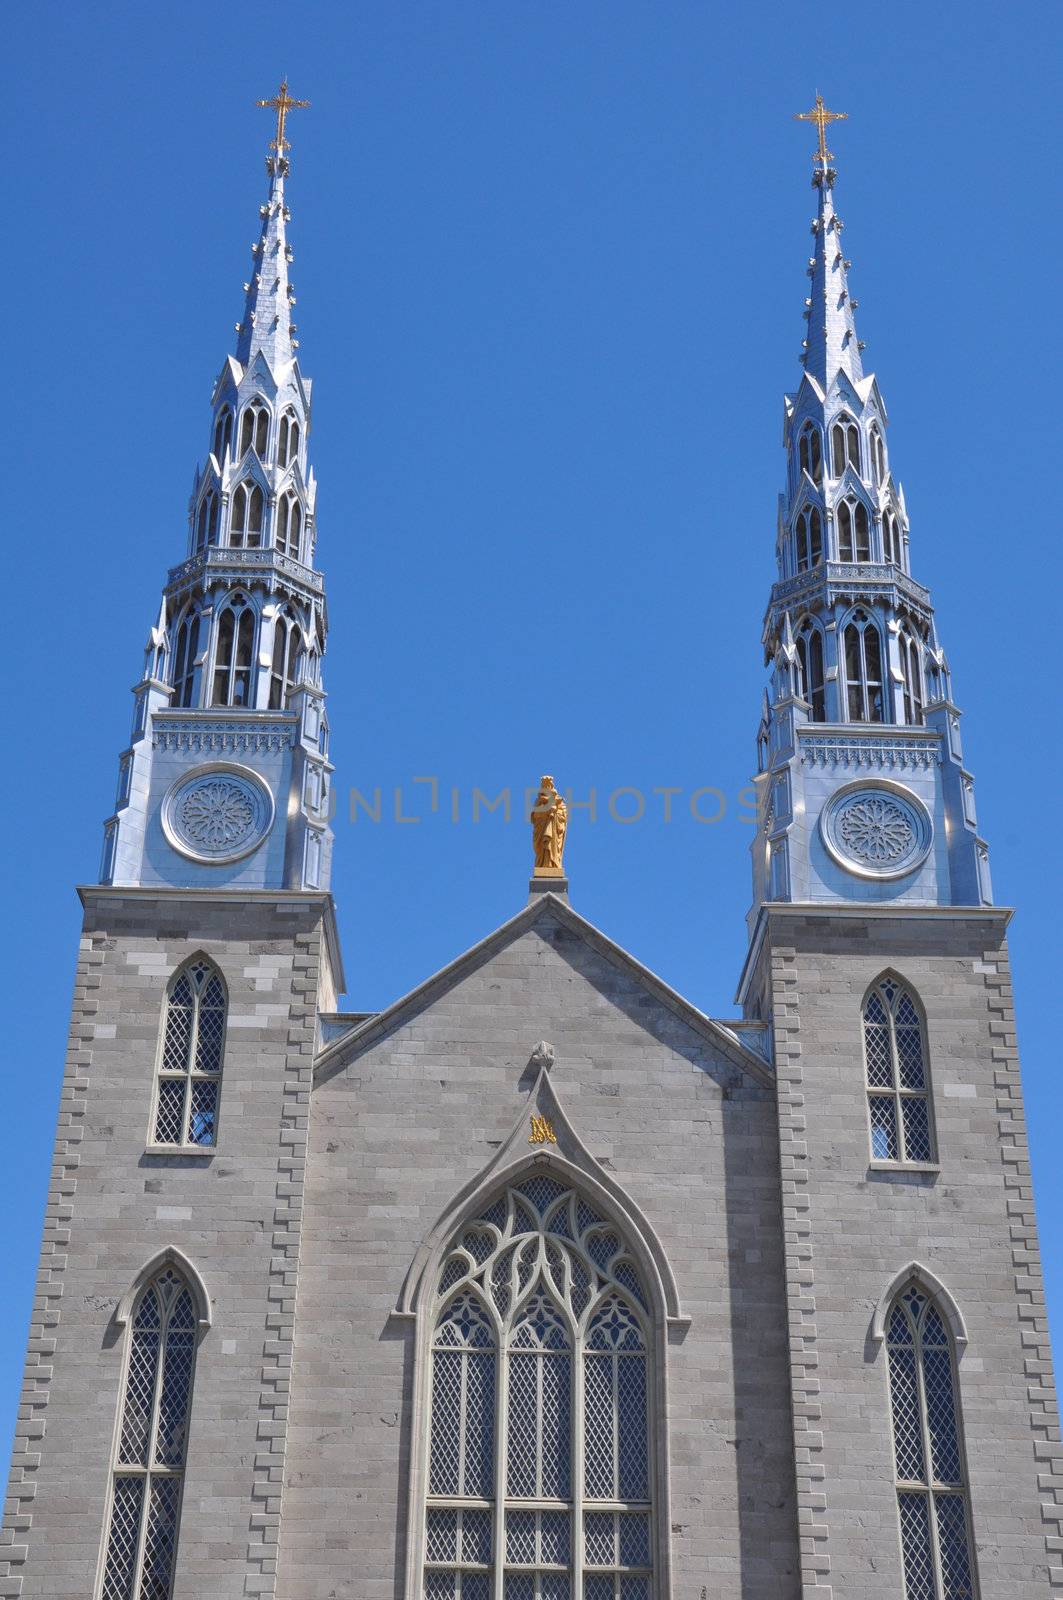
531,775,568,876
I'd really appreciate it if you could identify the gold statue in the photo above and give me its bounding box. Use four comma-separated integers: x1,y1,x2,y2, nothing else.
531,775,568,876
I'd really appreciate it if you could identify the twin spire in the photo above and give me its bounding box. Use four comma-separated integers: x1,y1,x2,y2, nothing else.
793,95,864,389
234,81,310,374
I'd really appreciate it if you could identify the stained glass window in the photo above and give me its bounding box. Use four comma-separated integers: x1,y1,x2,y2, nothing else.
425,1178,654,1599
100,1266,199,1600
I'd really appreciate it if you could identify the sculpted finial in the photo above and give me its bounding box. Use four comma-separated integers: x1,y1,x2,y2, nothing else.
531,775,568,877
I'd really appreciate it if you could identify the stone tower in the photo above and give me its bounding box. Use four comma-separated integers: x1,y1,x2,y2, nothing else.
737,101,1062,1598
2,91,1059,1600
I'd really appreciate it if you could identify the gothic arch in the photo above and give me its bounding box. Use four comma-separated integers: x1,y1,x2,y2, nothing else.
115,1246,212,1332
870,1263,968,1351
396,1059,685,1329
401,1056,680,1600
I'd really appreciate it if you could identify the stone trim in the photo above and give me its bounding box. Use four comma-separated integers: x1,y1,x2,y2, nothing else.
0,931,102,1598
243,924,321,1598
770,943,832,1596
980,944,1063,1589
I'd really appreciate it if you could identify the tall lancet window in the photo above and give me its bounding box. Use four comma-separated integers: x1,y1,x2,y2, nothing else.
837,499,870,562
239,400,269,459
798,424,823,485
886,1283,976,1600
883,509,903,566
278,407,301,469
269,608,302,710
230,482,264,548
424,1176,655,1600
212,593,256,707
152,958,227,1148
99,1266,199,1600
194,491,219,552
171,610,200,709
794,507,822,573
212,406,233,463
276,492,303,560
831,415,861,476
796,618,826,722
898,629,925,726
863,975,935,1165
843,609,884,722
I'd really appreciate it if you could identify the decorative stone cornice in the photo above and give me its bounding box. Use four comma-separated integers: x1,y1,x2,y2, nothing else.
151,712,297,755
799,728,941,771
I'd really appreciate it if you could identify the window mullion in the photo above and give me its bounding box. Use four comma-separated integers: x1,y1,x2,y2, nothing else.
132,1303,167,1596
492,1338,508,1600
573,1337,585,1600
889,1015,907,1163
913,1320,945,1600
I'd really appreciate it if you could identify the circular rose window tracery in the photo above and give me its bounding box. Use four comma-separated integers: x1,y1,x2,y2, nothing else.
820,781,932,880
162,765,274,864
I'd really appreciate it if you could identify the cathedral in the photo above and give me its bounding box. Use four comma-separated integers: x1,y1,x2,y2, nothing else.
3,86,1060,1600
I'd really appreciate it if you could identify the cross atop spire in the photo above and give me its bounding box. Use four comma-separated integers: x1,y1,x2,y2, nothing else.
256,78,310,153
794,94,847,166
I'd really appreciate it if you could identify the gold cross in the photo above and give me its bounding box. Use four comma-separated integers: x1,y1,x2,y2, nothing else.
256,78,310,153
794,93,847,164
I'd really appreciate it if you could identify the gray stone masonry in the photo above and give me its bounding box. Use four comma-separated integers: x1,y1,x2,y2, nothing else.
746,905,1063,1599
279,907,799,1600
0,888,337,1600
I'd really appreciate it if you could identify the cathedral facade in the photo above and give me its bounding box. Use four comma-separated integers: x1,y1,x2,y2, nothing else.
2,92,1059,1600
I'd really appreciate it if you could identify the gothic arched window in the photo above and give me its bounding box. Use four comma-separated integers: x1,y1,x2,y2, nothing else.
864,975,935,1164
229,482,264,548
843,609,885,722
831,415,861,477
798,424,823,486
212,406,233,463
211,593,256,708
898,629,925,726
171,611,200,709
195,491,219,552
269,609,301,710
869,424,886,486
99,1265,199,1600
152,958,227,1148
796,618,826,722
837,499,870,562
278,407,301,470
424,1175,655,1600
239,400,269,460
276,492,302,560
886,1283,975,1599
883,508,903,566
795,507,823,573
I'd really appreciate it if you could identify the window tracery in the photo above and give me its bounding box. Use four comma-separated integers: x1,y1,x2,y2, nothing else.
424,1175,655,1600
211,592,256,708
864,976,934,1164
152,958,227,1148
238,401,269,459
278,407,301,469
898,629,925,726
798,424,823,486
99,1265,199,1599
837,498,870,562
796,618,826,722
229,482,264,548
886,1282,976,1599
831,415,860,477
171,611,200,709
795,506,823,573
843,609,885,722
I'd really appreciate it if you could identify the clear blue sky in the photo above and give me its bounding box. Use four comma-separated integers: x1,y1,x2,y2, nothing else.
3,0,1061,1461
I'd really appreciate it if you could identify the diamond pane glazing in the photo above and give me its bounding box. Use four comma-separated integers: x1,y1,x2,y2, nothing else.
162,980,194,1073
461,1509,492,1565
901,1097,932,1164
119,1324,161,1467
619,1576,651,1600
425,1572,457,1600
895,1025,925,1090
187,1078,217,1146
618,1514,651,1569
922,1344,961,1484
616,1358,648,1501
583,1352,614,1499
864,1019,893,1087
583,1577,614,1600
584,1513,615,1567
153,1079,185,1147
140,1475,180,1600
869,1095,898,1161
101,1476,144,1600
427,1510,459,1564
898,1492,935,1600
935,1492,974,1599
887,1345,926,1484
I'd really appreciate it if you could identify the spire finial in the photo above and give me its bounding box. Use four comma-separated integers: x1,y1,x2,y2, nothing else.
794,93,847,166
256,78,310,154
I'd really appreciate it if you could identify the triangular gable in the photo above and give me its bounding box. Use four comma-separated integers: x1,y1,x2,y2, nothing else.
314,893,772,1088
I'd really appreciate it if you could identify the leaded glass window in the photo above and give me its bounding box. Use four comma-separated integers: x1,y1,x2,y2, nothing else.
864,976,935,1165
152,959,226,1148
886,1284,976,1599
100,1267,199,1600
424,1177,655,1600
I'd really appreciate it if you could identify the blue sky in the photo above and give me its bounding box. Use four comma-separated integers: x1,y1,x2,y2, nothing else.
3,0,1061,1460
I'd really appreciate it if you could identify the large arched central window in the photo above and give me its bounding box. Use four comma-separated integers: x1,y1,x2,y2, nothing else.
424,1174,654,1600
